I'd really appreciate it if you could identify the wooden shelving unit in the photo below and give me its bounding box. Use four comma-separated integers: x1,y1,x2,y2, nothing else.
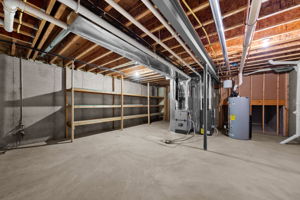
65,70,166,142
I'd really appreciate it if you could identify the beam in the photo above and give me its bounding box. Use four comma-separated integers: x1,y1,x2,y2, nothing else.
26,0,57,58
31,3,67,60
50,34,81,64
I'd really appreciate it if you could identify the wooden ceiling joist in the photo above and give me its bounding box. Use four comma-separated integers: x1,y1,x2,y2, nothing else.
26,0,57,59
31,3,67,60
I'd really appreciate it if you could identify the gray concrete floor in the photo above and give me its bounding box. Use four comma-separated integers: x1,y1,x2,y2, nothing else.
1,121,300,200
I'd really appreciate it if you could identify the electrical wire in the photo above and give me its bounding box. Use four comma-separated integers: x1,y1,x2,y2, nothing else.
182,0,216,58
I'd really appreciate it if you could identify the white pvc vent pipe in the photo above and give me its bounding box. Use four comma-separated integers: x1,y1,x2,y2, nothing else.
2,0,18,32
2,0,67,32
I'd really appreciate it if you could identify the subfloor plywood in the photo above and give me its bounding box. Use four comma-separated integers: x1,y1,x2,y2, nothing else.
0,122,300,200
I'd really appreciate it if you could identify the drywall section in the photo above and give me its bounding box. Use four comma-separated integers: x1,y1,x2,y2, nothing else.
0,54,162,148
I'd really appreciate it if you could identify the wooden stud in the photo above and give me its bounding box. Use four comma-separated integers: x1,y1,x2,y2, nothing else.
121,75,124,130
10,40,16,56
163,86,167,121
112,77,115,129
147,82,150,124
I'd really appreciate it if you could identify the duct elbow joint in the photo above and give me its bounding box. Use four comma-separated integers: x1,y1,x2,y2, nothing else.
2,0,21,32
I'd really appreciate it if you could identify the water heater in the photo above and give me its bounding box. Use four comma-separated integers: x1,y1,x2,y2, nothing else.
228,97,250,140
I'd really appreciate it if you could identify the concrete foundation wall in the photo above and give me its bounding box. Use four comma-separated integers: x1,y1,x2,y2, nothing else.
0,54,162,148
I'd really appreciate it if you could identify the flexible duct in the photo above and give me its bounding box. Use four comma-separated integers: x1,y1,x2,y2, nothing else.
209,0,230,71
236,0,262,89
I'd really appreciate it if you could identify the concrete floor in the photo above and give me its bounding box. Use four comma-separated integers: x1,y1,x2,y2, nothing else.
1,121,300,200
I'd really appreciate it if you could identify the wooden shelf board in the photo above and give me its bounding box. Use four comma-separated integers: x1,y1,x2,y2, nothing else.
73,113,163,126
66,88,164,99
67,104,164,109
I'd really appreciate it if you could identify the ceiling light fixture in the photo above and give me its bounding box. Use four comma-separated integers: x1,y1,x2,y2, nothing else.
134,71,140,77
262,38,270,48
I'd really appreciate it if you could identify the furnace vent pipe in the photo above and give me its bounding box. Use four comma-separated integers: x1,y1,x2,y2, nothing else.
209,0,230,71
236,0,262,89
105,0,198,77
2,0,68,32
141,0,203,76
57,0,190,80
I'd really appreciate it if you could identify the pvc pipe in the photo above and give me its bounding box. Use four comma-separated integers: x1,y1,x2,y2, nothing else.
57,0,190,80
209,0,230,71
105,0,196,77
2,0,67,33
2,0,18,32
141,0,203,75
237,0,262,88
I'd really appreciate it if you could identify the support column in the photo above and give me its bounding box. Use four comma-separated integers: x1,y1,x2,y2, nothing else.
203,65,208,150
147,82,150,124
65,67,69,138
71,61,75,142
262,73,265,133
121,75,124,130
276,73,280,135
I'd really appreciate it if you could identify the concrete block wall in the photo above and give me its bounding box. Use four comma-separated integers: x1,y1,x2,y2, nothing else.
0,54,162,148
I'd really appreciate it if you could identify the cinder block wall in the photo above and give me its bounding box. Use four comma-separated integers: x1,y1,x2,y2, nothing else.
0,54,162,148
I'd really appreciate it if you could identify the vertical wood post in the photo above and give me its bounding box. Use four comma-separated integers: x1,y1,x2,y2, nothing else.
121,75,124,130
71,61,75,142
276,73,280,135
112,77,115,129
65,67,69,138
163,86,167,121
147,82,150,124
262,73,265,133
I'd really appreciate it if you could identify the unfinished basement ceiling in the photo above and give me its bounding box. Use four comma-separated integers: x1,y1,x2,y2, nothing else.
0,0,300,83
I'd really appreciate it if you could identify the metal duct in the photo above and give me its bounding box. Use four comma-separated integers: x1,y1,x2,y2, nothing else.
209,0,230,71
152,0,218,81
41,29,70,56
237,0,262,88
69,16,189,80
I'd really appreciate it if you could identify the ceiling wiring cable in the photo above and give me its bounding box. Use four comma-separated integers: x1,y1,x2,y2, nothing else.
182,0,217,58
